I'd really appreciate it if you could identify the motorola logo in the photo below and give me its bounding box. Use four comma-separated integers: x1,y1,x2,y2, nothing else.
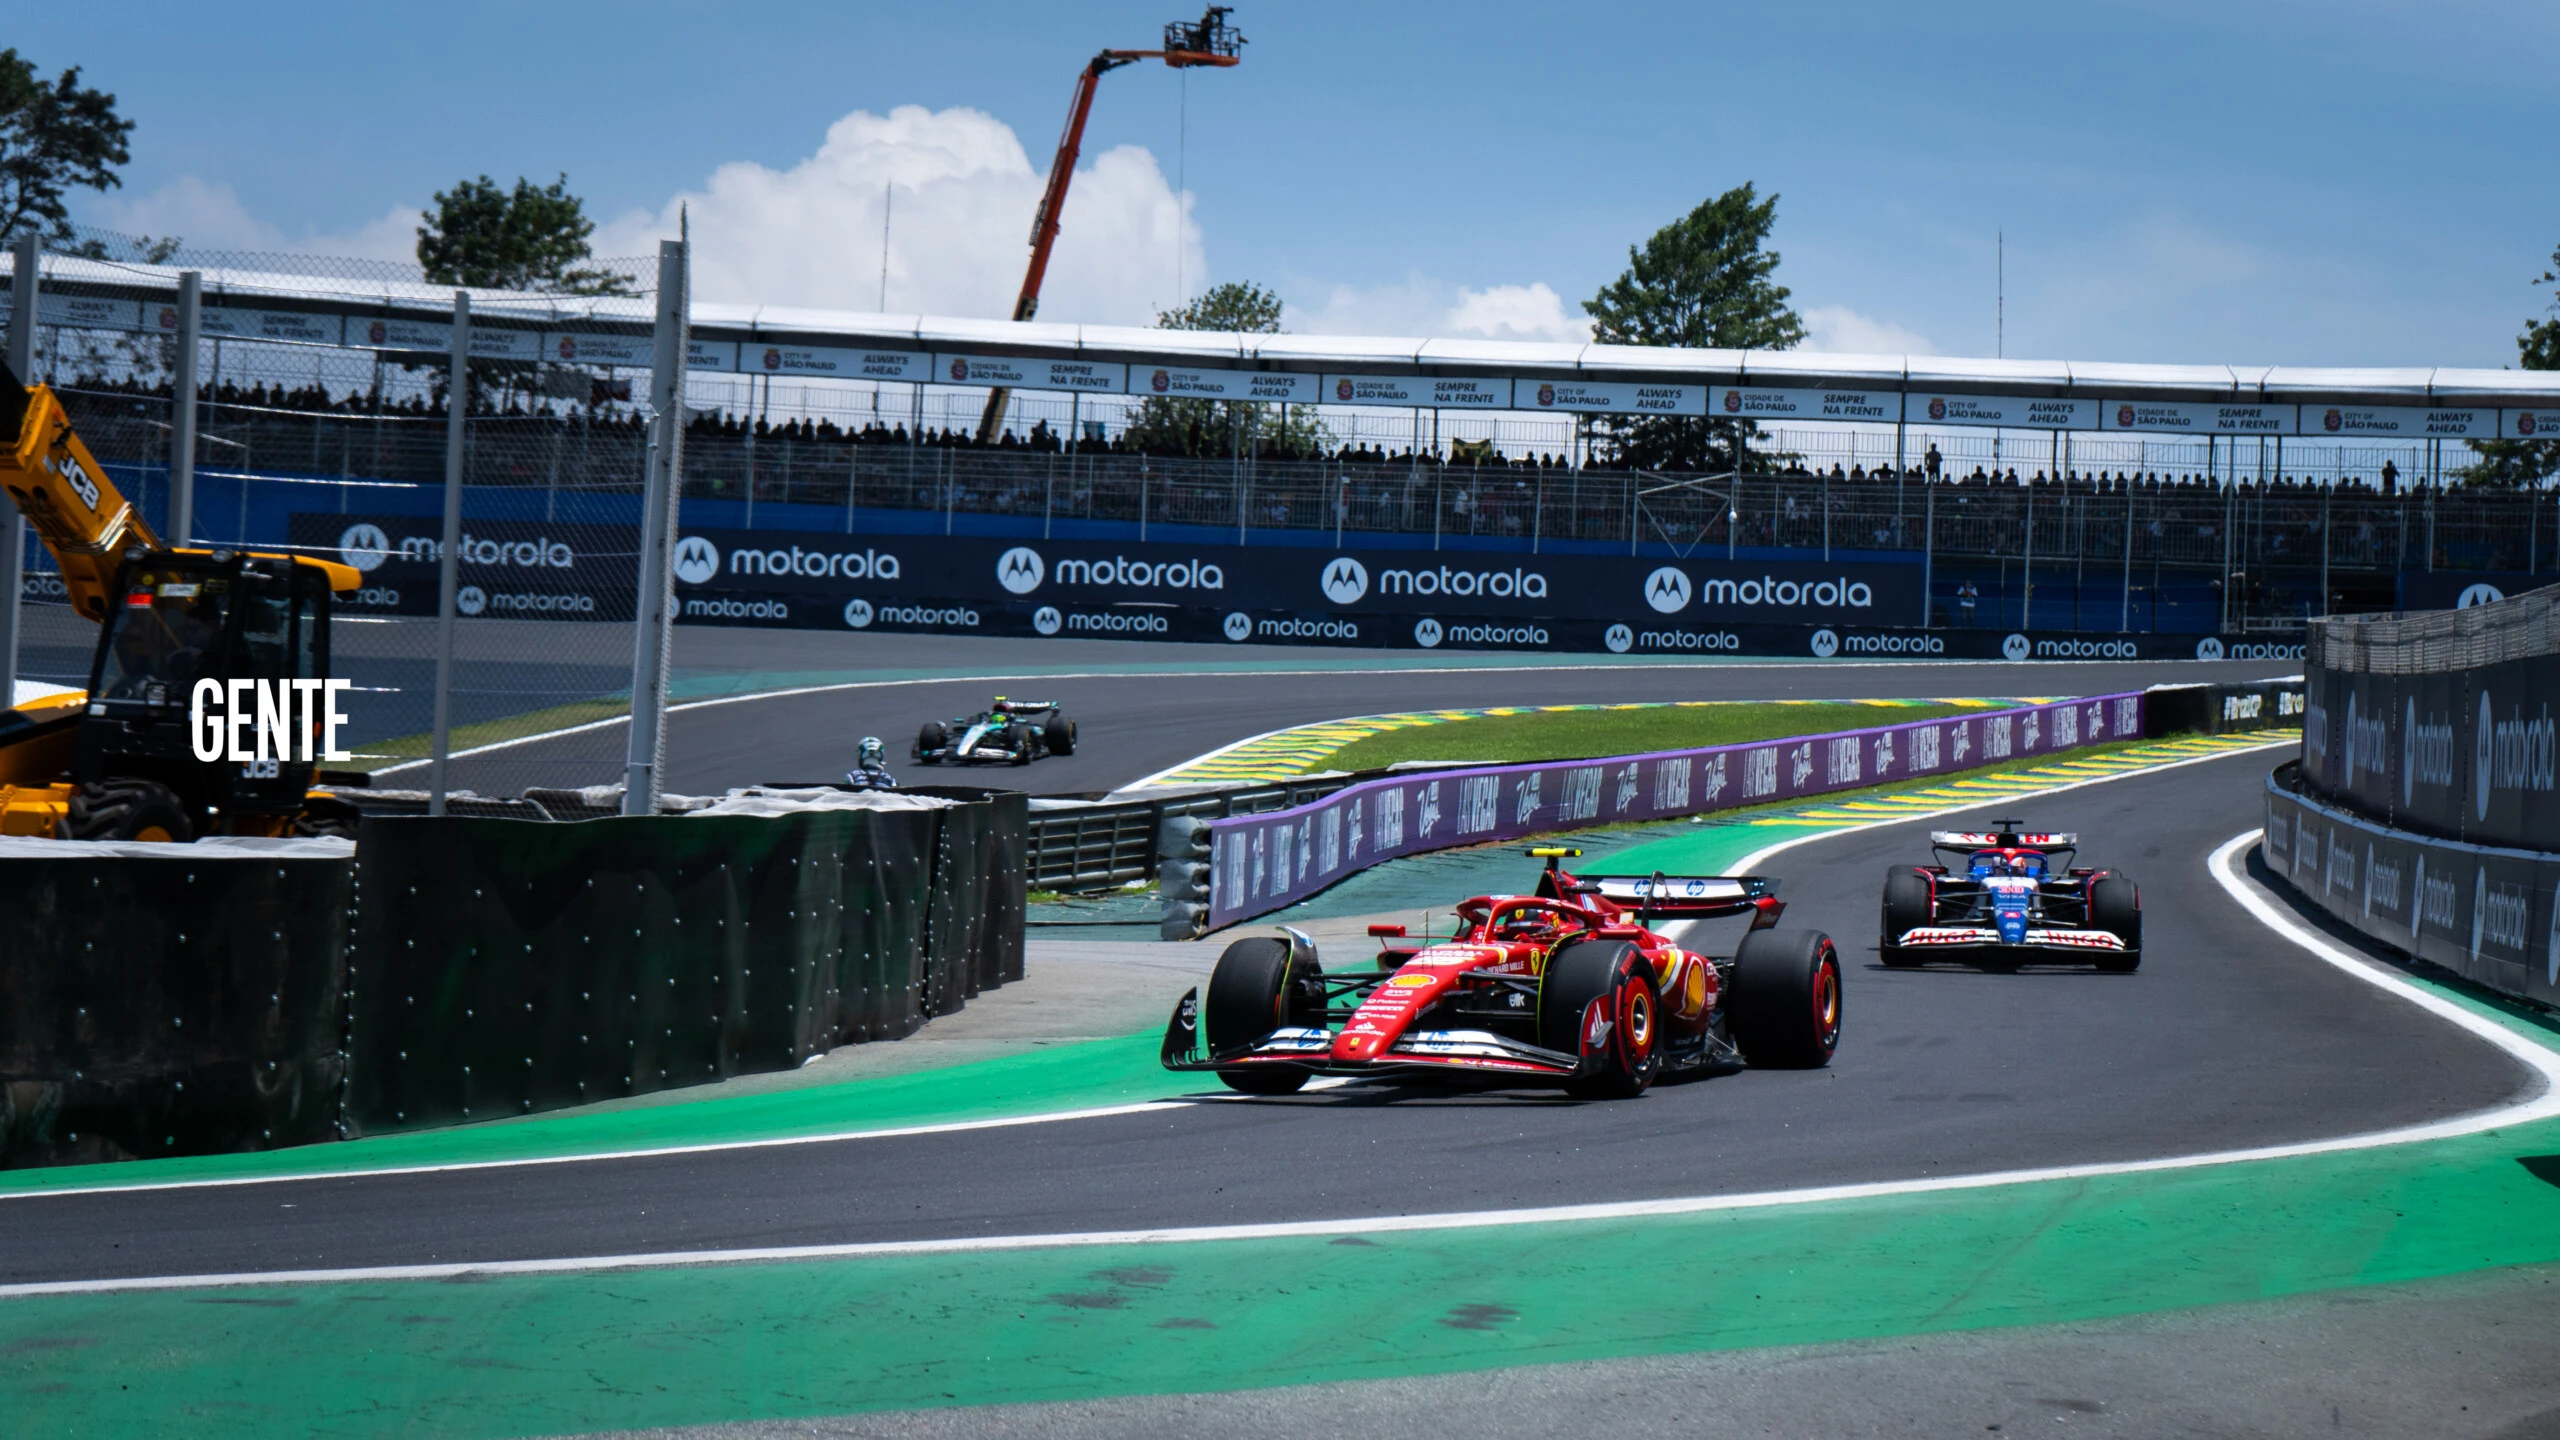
672,535,720,586
338,523,391,572
2195,637,2226,661
1414,618,1443,648
843,598,873,629
2457,583,2506,609
1032,605,1063,635
1604,623,1633,654
1319,557,1369,605
2002,632,2032,662
1644,566,1691,613
1810,628,1839,658
457,585,487,616
997,546,1046,595
1223,611,1253,641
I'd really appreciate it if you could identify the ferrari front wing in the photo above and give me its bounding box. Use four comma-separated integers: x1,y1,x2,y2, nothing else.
1158,987,1590,1080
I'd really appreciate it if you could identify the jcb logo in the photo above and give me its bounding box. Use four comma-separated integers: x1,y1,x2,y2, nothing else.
51,449,101,513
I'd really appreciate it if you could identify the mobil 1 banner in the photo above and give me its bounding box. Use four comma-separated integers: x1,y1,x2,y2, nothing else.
667,529,1916,627
1208,692,2146,928
2263,772,2560,1010
287,514,639,621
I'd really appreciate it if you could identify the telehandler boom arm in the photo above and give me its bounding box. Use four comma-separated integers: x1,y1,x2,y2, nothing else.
0,355,162,624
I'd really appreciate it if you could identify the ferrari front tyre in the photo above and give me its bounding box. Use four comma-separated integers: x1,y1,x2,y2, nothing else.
1539,939,1661,1099
1879,868,1931,968
1729,928,1843,1069
63,777,194,844
1205,936,1319,1095
2090,874,2142,973
1044,715,1077,756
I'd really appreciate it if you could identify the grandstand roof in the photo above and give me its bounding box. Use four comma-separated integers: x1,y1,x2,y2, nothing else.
11,249,2558,414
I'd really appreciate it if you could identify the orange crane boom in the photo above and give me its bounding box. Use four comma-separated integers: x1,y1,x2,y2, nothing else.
975,6,1243,442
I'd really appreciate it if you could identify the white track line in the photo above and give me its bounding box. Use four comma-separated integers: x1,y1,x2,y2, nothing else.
374,659,2293,776
13,820,2552,1299
0,736,2287,1207
0,1101,1195,1206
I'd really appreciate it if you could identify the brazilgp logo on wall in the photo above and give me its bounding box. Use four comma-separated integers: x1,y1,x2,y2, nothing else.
1319,557,1369,604
1810,628,1839,658
2003,632,2033,662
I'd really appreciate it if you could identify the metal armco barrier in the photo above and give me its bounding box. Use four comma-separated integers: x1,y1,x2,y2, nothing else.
1020,775,1367,892
2301,584,2560,850
2263,763,2560,1010
1204,693,2149,930
0,839,353,1167
0,795,1024,1167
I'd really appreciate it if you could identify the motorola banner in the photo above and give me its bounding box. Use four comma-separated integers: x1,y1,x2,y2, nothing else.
2265,769,2560,1011
665,530,1921,624
2303,652,2560,853
286,514,639,620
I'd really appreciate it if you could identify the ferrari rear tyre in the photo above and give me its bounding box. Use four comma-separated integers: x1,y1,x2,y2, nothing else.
2090,874,2142,973
62,778,193,844
1205,936,1320,1095
1729,928,1843,1069
1044,716,1077,756
1879,869,1932,968
1540,939,1661,1099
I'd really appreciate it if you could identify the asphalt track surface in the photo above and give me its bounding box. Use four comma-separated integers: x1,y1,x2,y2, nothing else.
445,629,2307,794
0,742,2526,1288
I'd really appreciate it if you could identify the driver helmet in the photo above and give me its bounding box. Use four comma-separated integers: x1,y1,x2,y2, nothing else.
858,736,886,769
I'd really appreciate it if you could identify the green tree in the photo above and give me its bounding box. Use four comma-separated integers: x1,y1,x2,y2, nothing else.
2460,240,2560,488
1583,183,1805,472
0,50,134,244
415,173,628,293
1121,281,1331,458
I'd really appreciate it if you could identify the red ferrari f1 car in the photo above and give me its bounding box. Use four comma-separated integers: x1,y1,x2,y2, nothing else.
1160,847,1842,1099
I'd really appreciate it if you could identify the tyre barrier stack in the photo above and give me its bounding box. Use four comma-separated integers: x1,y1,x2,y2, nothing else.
0,790,1025,1168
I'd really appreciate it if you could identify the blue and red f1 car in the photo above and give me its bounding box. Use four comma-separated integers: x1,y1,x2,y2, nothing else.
1879,820,2142,971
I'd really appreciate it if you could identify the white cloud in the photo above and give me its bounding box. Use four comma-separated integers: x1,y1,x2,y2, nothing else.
1286,276,1592,343
1801,304,1938,356
91,175,421,263
594,104,1202,325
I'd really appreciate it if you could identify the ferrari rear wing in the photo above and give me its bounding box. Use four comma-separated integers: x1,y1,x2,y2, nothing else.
1586,873,1780,920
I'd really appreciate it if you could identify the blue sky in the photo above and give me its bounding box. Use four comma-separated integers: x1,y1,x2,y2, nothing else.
19,1,2557,367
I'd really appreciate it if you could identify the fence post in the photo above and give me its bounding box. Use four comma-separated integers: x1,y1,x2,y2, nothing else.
624,239,690,817
1920,474,1935,627
169,271,202,544
428,290,471,816
0,231,35,699
2120,485,2134,632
